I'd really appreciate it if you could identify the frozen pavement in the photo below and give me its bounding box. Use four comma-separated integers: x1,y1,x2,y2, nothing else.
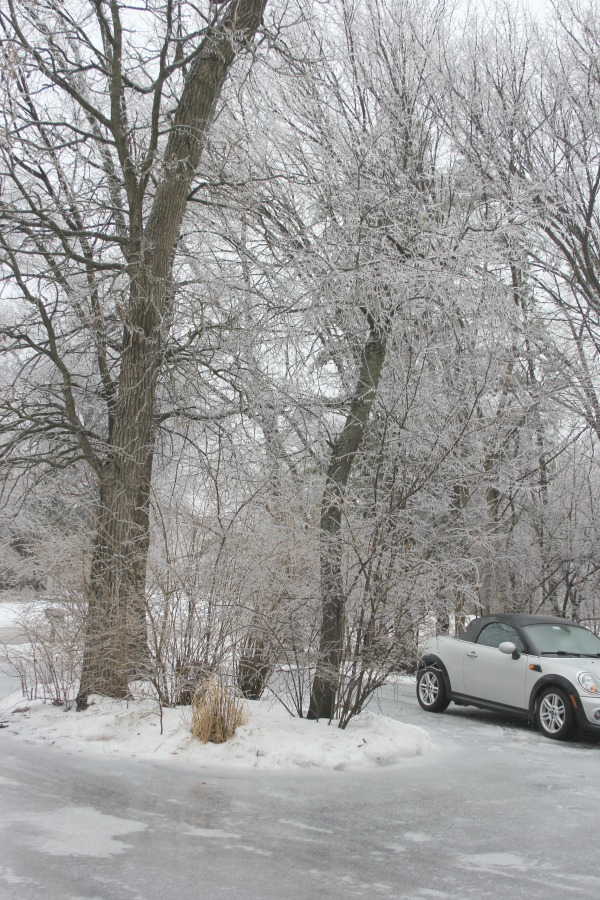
1,679,599,899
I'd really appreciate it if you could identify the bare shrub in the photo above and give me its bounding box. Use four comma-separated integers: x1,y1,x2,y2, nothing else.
190,677,246,744
237,631,275,700
145,585,235,707
146,498,245,707
229,492,321,711
237,596,322,717
0,596,85,709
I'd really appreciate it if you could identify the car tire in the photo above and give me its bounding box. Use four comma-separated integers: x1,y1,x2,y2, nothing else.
535,687,576,740
417,666,450,713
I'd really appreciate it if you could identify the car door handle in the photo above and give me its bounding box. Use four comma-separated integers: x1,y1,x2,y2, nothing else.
466,651,478,658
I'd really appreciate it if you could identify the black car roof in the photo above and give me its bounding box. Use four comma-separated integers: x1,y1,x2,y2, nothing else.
461,613,580,643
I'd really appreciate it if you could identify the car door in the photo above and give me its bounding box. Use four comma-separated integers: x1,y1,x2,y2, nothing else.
432,635,469,694
462,622,529,709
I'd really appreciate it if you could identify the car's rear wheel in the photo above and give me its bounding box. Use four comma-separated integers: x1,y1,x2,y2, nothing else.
417,666,450,712
535,687,576,740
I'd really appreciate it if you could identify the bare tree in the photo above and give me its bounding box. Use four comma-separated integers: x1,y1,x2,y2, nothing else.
205,0,524,719
442,0,600,619
0,0,268,704
185,0,572,720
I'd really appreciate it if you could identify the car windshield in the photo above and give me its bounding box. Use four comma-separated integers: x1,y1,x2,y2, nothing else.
523,623,600,657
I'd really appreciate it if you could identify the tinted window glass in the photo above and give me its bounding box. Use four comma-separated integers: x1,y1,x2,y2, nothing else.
477,622,524,651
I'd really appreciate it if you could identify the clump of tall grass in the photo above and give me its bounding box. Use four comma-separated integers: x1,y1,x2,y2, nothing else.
190,678,246,744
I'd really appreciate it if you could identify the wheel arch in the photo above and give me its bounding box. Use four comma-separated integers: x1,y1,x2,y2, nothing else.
419,654,452,698
529,674,583,727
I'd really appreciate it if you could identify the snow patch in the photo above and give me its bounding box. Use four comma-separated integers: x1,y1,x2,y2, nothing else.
0,866,35,886
462,852,538,872
1,806,146,858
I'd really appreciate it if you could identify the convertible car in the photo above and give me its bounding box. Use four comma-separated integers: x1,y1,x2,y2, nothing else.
416,613,600,740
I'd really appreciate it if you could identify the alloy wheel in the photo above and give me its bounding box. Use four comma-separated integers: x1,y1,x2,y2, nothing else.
539,692,566,734
419,671,440,707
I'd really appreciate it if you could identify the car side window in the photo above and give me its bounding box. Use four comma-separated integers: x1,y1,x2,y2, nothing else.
476,622,524,652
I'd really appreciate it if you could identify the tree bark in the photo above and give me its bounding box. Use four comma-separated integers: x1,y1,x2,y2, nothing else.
308,318,387,720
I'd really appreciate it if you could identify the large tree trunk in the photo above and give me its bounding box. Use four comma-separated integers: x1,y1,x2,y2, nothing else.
77,0,267,707
78,461,152,699
308,319,387,720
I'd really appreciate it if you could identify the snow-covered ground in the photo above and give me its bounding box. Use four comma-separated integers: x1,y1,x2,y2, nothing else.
0,598,429,770
0,599,31,643
0,599,32,627
0,601,24,627
0,690,430,770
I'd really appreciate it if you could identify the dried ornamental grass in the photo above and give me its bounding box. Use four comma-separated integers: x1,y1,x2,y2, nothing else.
190,678,247,744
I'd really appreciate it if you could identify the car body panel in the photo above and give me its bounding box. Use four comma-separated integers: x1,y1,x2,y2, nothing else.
426,635,466,694
462,642,530,708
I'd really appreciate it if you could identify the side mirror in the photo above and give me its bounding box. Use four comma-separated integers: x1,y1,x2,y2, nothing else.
499,641,520,659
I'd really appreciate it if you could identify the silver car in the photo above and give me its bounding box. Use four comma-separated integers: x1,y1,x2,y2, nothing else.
417,613,600,740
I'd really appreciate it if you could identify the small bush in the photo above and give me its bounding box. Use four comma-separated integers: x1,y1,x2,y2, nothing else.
0,598,84,709
190,678,246,744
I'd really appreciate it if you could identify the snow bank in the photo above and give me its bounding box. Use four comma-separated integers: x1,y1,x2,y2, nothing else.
0,693,429,771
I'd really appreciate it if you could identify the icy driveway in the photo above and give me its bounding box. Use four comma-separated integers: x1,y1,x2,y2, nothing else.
1,682,599,900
